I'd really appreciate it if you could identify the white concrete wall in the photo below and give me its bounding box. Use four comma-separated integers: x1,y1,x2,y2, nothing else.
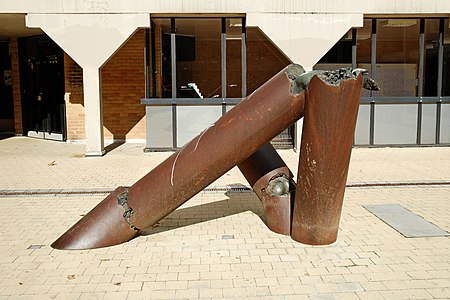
2,0,449,154
1,0,449,14
26,13,150,156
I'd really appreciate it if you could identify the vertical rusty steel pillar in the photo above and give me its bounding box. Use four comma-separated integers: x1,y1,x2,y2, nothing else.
52,64,307,250
291,75,363,245
238,143,295,235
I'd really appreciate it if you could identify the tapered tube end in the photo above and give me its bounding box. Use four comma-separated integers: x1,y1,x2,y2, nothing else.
51,187,140,250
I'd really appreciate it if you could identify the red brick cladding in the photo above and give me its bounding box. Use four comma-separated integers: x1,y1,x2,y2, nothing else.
10,38,22,134
64,53,85,140
64,29,146,141
101,29,146,140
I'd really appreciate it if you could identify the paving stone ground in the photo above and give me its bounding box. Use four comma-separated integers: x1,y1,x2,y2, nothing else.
0,136,449,299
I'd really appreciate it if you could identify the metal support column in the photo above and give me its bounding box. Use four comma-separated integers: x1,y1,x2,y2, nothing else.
369,19,377,145
241,17,247,98
351,28,357,70
417,19,425,144
436,18,444,144
171,18,177,148
221,18,227,116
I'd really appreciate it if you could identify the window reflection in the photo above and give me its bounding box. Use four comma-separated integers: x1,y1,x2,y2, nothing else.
151,18,222,99
175,19,222,99
357,19,372,66
376,19,420,97
226,18,242,98
246,27,290,95
423,19,440,96
151,18,171,98
443,18,450,96
357,19,373,97
314,30,352,70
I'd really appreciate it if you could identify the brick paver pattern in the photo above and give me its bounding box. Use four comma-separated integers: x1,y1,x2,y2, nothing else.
0,137,449,299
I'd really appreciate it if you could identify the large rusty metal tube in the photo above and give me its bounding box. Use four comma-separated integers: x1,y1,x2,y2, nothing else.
291,75,363,245
238,143,295,235
52,64,306,250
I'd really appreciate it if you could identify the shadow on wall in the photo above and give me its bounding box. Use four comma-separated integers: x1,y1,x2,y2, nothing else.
101,29,146,141
64,30,147,141
140,190,266,236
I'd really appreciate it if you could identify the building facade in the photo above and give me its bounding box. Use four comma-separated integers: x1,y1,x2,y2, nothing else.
0,1,449,155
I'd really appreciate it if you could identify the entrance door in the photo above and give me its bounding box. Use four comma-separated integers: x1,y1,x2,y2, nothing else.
19,35,66,141
0,41,14,134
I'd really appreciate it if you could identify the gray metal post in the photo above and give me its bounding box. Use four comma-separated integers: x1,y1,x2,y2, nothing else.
369,19,376,145
417,19,425,144
222,18,227,115
436,18,444,144
242,17,247,98
171,18,177,148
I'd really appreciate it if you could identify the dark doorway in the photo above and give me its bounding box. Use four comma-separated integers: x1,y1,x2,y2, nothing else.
19,35,66,141
0,41,14,133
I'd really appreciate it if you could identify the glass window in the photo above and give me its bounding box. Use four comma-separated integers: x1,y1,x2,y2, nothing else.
376,19,420,97
151,18,171,98
443,18,450,96
357,19,373,97
423,19,440,96
175,18,222,99
246,27,290,95
357,19,373,66
226,18,243,98
314,30,352,71
316,30,352,64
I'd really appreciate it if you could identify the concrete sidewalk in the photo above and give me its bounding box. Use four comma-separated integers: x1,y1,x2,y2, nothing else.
0,137,449,299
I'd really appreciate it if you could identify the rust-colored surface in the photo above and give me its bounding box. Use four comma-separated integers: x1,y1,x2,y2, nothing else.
51,187,138,250
238,143,294,235
291,75,363,245
52,65,306,250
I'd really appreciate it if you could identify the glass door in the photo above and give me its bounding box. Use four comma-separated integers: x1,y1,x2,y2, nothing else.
19,35,66,141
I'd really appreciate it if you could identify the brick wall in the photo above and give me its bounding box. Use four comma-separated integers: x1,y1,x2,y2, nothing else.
62,26,287,142
101,29,146,140
64,53,85,140
10,38,22,134
64,29,147,141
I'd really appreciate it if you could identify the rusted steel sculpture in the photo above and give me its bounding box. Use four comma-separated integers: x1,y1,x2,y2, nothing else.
52,64,375,250
238,68,377,239
291,73,364,245
238,143,295,235
52,64,307,250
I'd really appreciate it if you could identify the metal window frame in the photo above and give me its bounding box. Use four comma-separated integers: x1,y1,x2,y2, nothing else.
170,17,177,148
436,18,445,144
417,19,425,144
145,16,248,149
369,19,377,146
242,17,247,98
358,17,447,147
221,18,227,115
146,17,448,149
